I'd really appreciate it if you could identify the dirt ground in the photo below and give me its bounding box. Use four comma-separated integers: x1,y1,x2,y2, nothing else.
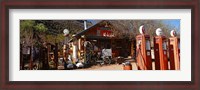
77,61,161,70
78,62,137,70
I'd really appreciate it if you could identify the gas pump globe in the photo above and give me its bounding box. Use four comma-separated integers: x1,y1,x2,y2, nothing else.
63,29,69,37
156,28,163,36
170,30,177,37
139,25,145,34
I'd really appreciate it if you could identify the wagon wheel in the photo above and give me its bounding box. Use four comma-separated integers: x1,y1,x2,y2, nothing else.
85,41,94,65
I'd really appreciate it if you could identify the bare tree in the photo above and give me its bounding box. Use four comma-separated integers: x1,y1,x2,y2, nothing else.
107,20,179,39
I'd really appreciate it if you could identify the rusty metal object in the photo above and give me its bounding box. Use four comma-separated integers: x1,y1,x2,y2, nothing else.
123,61,132,70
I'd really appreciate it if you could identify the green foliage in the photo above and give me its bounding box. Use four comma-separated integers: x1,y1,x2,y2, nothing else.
20,20,84,50
20,20,49,46
20,20,35,32
34,23,48,32
56,34,65,42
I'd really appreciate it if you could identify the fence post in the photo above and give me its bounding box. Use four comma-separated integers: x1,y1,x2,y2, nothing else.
29,46,33,70
54,43,58,69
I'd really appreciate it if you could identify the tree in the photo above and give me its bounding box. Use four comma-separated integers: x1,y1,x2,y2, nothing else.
108,20,180,39
21,20,91,50
20,20,48,47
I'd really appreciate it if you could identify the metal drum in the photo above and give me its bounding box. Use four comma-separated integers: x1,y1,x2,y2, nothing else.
123,61,132,70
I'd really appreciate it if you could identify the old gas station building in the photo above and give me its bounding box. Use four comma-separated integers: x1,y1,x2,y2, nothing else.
69,20,136,63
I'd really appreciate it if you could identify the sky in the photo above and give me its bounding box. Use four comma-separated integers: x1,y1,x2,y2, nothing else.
88,20,98,24
162,19,180,32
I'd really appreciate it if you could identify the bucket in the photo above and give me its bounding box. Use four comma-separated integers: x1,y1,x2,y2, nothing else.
123,61,132,70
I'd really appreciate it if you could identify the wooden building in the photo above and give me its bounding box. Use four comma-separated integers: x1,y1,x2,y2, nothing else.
70,20,136,63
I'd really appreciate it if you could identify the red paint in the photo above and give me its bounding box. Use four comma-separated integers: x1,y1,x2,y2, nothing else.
154,36,168,70
136,35,152,70
168,37,180,70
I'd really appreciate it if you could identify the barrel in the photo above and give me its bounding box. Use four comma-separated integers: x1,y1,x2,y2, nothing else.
123,61,132,70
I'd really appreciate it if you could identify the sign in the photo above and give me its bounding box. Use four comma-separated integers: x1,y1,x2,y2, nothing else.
97,27,114,37
97,30,113,37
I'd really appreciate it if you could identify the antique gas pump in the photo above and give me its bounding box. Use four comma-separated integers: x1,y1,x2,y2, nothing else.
136,25,152,70
63,45,68,61
168,30,180,70
154,28,168,70
72,35,78,63
78,35,85,62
